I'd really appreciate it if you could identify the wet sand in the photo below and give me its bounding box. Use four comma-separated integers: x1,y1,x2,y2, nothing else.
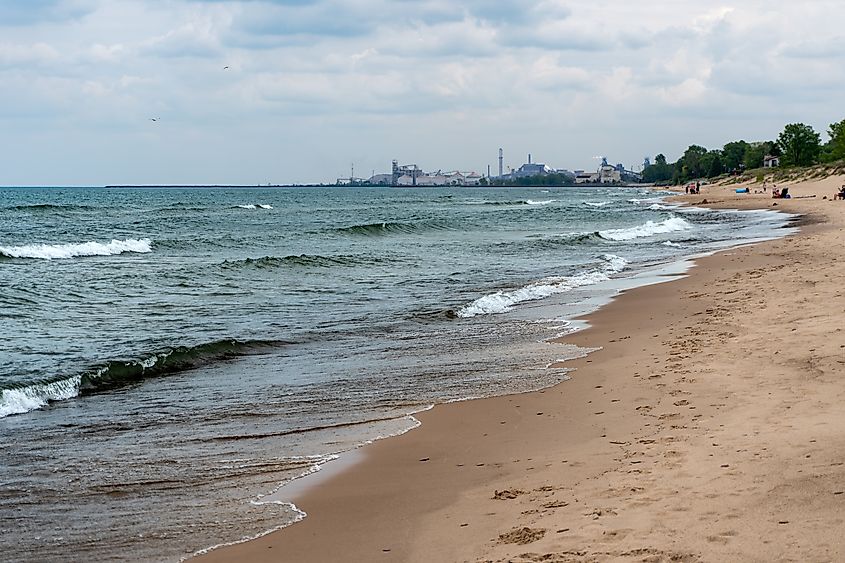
196,174,845,562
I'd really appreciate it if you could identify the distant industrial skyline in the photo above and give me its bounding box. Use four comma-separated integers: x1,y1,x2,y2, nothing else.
1,1,844,186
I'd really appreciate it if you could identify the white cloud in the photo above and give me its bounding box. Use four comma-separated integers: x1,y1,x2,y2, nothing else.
1,0,845,184
0,42,61,67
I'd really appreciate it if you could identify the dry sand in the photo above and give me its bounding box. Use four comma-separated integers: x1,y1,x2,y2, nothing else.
196,174,845,563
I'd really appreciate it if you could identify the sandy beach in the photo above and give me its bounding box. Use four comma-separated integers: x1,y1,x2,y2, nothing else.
197,174,845,562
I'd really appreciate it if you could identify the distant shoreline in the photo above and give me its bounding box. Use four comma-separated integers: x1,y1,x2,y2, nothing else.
103,183,650,189
1,183,653,189
103,184,324,189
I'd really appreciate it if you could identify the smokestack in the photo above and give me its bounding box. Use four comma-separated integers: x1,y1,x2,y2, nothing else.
528,153,531,164
498,148,503,177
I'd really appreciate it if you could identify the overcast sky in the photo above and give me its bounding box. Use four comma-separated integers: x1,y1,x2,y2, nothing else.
1,0,843,185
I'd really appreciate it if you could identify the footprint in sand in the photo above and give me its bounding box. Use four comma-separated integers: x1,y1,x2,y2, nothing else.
497,527,546,545
543,500,570,509
493,489,525,500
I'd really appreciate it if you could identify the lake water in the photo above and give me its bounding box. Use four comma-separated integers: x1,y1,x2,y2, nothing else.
0,186,795,561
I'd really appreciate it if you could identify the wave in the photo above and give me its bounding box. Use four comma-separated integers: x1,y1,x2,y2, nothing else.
6,203,97,212
628,198,667,206
0,238,152,260
496,231,603,252
598,217,692,241
465,199,554,207
647,203,677,211
465,200,528,206
0,377,82,418
222,254,389,270
584,201,611,208
0,339,289,418
235,204,273,210
457,254,628,318
333,220,454,236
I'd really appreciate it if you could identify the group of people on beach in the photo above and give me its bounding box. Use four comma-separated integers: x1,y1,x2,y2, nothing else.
772,186,790,199
685,181,701,195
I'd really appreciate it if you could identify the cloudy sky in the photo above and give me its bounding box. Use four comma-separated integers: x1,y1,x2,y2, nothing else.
1,0,843,185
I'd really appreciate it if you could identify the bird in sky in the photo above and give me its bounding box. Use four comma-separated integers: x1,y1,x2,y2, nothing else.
223,66,229,70
150,118,159,122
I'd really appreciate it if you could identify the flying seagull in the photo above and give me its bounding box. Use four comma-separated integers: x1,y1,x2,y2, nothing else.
149,118,159,122
223,66,229,70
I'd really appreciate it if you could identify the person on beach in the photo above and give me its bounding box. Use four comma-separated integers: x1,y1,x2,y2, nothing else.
834,185,845,200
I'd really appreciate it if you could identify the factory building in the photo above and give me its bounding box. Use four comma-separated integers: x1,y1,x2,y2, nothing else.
394,170,483,186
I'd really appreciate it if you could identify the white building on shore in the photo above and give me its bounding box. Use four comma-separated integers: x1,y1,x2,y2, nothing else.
395,170,483,186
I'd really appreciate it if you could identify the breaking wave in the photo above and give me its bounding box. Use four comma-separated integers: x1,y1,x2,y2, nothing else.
0,377,82,418
0,238,153,260
647,203,677,211
0,339,289,418
598,217,692,241
457,254,628,318
466,199,554,207
235,204,273,210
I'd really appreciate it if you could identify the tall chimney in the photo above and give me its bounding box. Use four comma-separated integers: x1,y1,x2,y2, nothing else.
498,148,503,177
528,153,532,164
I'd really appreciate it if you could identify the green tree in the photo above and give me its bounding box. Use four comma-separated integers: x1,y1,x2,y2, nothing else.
743,141,776,169
777,123,821,166
821,119,845,162
722,140,749,171
701,150,724,178
682,145,708,179
642,153,674,183
672,157,686,184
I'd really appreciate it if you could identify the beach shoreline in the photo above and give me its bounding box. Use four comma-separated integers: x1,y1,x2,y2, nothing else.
195,174,845,562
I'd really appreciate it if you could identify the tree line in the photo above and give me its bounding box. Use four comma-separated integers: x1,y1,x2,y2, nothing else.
642,118,845,184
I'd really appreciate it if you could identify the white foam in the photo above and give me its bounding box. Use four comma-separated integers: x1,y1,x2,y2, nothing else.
0,376,81,418
458,254,627,318
184,502,307,562
0,239,152,260
662,240,683,247
526,199,555,205
236,204,273,209
584,201,611,208
599,217,692,241
601,253,628,272
628,197,666,205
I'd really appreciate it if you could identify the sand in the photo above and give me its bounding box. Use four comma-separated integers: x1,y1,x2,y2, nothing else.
196,173,845,562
